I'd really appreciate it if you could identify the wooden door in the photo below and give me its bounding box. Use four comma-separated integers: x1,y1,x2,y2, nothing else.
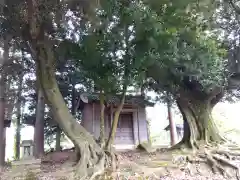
115,113,134,144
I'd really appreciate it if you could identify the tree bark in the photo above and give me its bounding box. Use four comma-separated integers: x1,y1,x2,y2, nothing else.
176,92,224,149
99,90,105,148
0,37,10,167
55,126,61,151
33,40,112,177
105,91,126,150
15,69,24,160
26,1,114,177
33,88,45,158
167,98,177,146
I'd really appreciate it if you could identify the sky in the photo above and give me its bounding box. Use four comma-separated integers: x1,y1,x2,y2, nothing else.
5,100,240,160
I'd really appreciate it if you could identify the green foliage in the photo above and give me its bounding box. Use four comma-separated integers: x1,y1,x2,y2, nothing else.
63,0,150,95
3,0,228,102
62,0,228,99
133,0,227,94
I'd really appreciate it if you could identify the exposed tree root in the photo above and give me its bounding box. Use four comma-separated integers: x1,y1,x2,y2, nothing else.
203,150,240,179
170,142,240,180
73,142,117,180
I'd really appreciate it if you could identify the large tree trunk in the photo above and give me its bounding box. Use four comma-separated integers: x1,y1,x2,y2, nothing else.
176,91,224,149
99,90,105,148
15,69,24,160
0,38,10,167
33,88,45,158
105,91,126,150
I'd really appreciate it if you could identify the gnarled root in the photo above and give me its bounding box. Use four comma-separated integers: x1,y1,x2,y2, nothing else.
74,142,117,180
203,150,240,179
187,148,240,180
170,140,240,180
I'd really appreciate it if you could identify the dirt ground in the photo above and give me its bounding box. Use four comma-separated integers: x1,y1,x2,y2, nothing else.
1,149,239,180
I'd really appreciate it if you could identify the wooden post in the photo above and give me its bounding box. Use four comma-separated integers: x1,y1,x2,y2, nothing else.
34,88,45,158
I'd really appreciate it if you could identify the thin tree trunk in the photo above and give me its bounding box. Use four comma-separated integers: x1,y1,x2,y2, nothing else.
55,126,61,151
105,90,126,150
71,82,76,116
176,93,224,149
167,97,177,146
0,37,9,167
99,90,105,148
33,88,45,158
15,68,24,160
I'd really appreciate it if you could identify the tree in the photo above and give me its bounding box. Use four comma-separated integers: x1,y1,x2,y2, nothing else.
66,29,121,149
22,43,84,154
64,15,122,149
0,37,10,167
33,87,45,158
14,54,24,160
3,46,28,161
12,0,116,178
134,0,240,177
133,0,226,148
66,0,148,150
